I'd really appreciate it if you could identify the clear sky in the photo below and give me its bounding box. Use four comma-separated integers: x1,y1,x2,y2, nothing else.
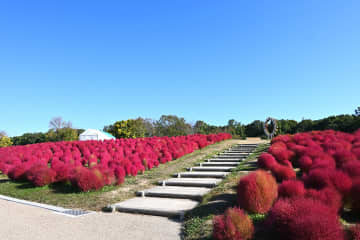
1,0,359,136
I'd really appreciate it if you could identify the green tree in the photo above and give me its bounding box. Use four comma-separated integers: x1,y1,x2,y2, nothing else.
155,115,193,137
245,120,264,137
193,120,210,134
0,132,13,147
11,132,47,145
46,117,78,142
46,128,78,142
277,119,298,135
225,119,246,138
104,118,147,138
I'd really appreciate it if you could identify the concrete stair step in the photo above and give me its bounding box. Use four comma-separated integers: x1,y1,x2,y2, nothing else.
200,162,239,167
207,158,243,162
174,171,229,178
113,197,199,218
223,153,251,155
215,155,248,159
188,166,235,172
225,150,254,153
136,186,211,200
159,178,222,187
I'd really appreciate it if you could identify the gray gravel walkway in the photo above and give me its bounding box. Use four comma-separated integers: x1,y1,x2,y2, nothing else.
0,199,181,240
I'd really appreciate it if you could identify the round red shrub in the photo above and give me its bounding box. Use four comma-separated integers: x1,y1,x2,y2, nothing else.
71,168,105,192
27,165,57,187
348,224,360,240
258,153,277,170
297,155,313,172
7,164,30,181
213,207,254,240
237,170,278,214
334,150,357,168
265,197,345,240
343,161,360,178
305,187,343,213
271,165,296,182
278,180,305,199
304,169,352,196
349,179,360,214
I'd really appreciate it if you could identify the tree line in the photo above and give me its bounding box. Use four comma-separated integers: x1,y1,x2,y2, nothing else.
1,109,360,147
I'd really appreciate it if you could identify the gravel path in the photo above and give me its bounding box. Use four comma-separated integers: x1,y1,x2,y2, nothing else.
0,199,182,240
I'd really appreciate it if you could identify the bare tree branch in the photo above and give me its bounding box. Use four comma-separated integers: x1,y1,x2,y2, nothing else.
0,131,7,138
49,117,73,130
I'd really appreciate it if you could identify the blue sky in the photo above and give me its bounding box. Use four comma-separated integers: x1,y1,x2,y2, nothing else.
1,1,359,136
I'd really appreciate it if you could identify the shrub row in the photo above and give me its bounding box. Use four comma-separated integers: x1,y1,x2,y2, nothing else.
0,133,231,191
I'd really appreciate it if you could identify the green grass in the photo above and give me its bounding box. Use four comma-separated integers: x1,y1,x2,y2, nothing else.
0,139,241,211
182,143,269,240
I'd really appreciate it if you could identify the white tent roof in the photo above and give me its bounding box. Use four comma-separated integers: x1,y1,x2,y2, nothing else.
79,129,116,141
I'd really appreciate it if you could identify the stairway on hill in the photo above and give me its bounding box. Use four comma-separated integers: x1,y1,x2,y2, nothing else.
110,144,259,219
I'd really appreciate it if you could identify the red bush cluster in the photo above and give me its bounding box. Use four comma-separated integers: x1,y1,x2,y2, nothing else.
237,170,278,214
254,129,360,239
213,207,254,240
348,224,360,240
265,197,345,240
0,133,231,191
258,130,360,212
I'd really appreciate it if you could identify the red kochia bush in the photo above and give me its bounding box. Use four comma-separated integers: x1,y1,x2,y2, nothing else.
237,170,278,214
0,133,231,191
349,179,360,214
213,207,254,240
278,180,305,199
348,224,360,240
71,168,105,192
305,187,343,213
343,161,360,178
271,165,296,182
7,164,30,181
265,197,345,240
257,153,277,170
26,164,57,187
304,169,352,196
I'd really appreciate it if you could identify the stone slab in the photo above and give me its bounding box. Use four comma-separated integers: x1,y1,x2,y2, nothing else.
188,166,235,172
200,162,239,167
224,153,252,155
174,171,229,178
136,186,211,200
159,178,222,187
113,197,199,218
207,158,243,162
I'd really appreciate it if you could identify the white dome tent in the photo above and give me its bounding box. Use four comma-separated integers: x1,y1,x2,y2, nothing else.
79,129,116,141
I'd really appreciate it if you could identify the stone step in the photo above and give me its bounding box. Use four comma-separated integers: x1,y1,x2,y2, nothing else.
213,154,248,159
159,178,222,188
136,186,211,200
233,144,258,147
225,150,254,153
207,158,243,162
174,171,229,178
113,197,199,218
230,149,257,151
219,153,250,155
200,162,239,167
231,147,257,150
188,166,235,172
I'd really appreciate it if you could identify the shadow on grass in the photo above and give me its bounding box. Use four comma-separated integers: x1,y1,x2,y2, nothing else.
16,182,37,189
50,182,81,194
0,179,11,183
187,193,237,219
